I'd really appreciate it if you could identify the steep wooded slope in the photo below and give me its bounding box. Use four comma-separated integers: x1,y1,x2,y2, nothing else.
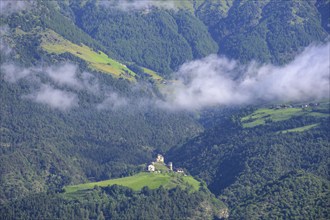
167,106,330,219
0,0,329,219
196,0,328,63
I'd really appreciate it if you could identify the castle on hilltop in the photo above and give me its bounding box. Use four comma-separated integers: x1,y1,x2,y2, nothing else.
156,154,164,163
147,154,183,174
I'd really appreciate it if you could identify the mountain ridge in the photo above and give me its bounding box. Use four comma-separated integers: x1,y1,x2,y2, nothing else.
0,0,329,219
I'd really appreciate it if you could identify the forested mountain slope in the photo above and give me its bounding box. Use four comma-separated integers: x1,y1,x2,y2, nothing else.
70,1,218,75
65,0,329,72
195,0,328,64
168,105,330,218
0,69,202,202
0,0,329,219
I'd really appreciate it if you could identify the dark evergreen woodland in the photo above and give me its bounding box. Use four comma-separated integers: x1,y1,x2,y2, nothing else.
0,0,329,219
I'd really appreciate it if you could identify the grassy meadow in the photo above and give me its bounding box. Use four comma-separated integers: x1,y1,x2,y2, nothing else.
64,172,201,195
241,103,329,128
41,29,163,83
278,123,320,134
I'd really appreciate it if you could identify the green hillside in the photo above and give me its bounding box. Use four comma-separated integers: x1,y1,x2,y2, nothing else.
196,0,328,64
64,172,201,195
1,184,227,220
278,123,320,134
0,0,329,219
73,2,218,74
41,29,164,83
241,103,329,128
168,106,329,219
229,171,330,219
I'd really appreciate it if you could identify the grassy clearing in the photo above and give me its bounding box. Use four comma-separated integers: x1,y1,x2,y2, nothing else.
153,162,170,172
278,123,320,134
41,29,164,83
142,67,163,82
183,175,201,190
241,104,329,128
242,108,302,128
64,172,200,195
41,29,136,81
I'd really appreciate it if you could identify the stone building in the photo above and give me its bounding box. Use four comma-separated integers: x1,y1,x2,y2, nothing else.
156,154,164,163
148,164,155,172
168,162,173,171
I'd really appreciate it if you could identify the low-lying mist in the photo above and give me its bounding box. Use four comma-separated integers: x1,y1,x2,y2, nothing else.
1,63,126,111
0,0,33,16
99,0,176,11
1,42,329,112
159,42,330,110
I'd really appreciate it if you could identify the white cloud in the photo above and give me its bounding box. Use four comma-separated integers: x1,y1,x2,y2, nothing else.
0,0,32,16
25,84,78,111
81,71,100,94
1,62,101,111
1,61,125,111
0,25,12,55
160,42,330,110
44,63,101,93
97,92,128,110
1,63,33,83
99,0,176,11
45,63,82,88
2,62,100,90
3,42,328,112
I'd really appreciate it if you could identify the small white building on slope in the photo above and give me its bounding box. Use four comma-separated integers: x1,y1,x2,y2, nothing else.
148,164,155,172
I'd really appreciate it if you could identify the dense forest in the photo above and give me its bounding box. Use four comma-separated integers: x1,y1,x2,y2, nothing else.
0,0,329,219
199,0,328,64
168,107,330,218
0,185,228,220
